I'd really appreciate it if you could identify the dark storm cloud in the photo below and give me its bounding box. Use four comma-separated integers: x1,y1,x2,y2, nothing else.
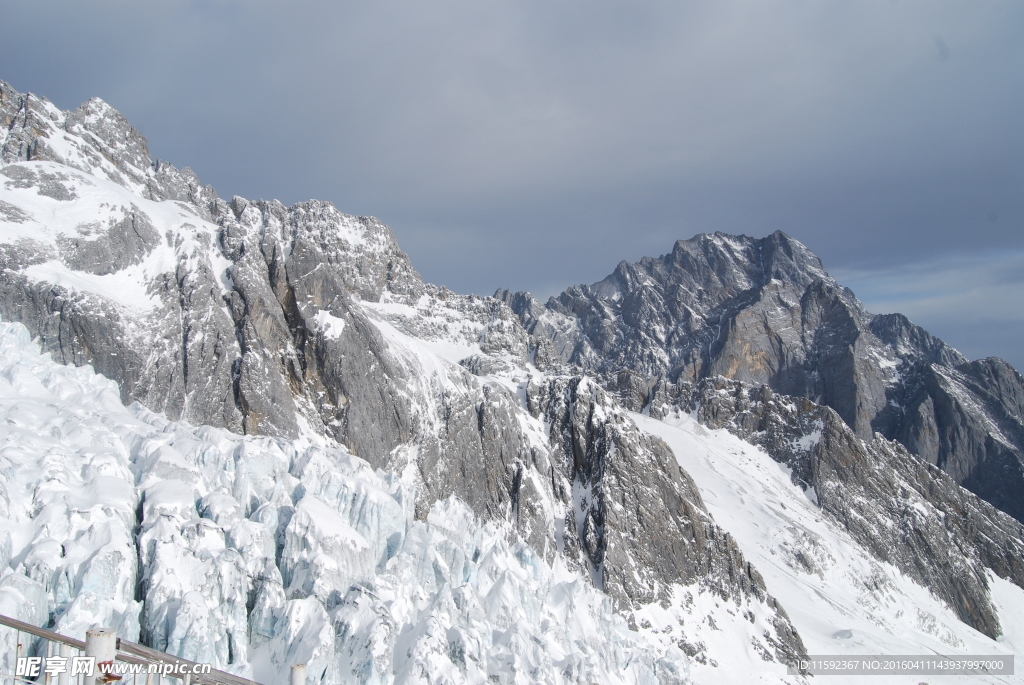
1,0,1022,363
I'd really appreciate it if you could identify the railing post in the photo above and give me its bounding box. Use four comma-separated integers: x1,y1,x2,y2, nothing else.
290,664,306,685
58,643,71,685
84,629,117,685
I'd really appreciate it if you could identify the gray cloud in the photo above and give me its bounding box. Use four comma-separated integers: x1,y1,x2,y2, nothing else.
835,249,1024,369
1,0,1021,362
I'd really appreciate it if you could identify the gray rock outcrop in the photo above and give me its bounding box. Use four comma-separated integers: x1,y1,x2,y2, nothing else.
525,376,806,664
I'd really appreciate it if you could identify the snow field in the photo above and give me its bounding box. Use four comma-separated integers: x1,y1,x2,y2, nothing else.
635,411,1023,685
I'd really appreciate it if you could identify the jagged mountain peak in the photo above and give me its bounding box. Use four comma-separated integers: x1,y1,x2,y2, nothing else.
0,78,222,218
667,229,828,284
510,231,860,383
569,230,831,312
869,311,968,367
64,94,150,164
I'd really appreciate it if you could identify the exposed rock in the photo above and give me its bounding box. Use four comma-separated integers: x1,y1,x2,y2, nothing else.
892,358,1024,523
524,376,807,664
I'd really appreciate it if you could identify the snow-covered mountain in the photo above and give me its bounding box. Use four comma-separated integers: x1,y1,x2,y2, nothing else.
499,232,1024,524
1,79,1023,684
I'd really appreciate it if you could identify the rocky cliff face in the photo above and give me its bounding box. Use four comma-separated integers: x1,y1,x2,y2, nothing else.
889,356,1024,523
499,233,1024,525
522,377,805,664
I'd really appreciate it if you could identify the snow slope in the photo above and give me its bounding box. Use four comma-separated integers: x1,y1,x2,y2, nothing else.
634,411,1023,685
0,160,222,315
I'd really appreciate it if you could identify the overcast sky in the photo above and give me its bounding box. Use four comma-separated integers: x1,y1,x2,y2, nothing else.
2,0,1022,367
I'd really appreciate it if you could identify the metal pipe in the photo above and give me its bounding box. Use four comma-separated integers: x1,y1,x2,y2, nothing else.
84,629,117,685
58,643,71,685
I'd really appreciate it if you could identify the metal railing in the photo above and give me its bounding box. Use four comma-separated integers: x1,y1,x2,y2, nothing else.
0,614,274,685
